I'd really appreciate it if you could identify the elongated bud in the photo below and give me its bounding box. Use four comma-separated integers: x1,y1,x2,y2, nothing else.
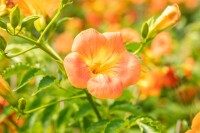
10,5,20,28
154,4,180,31
18,97,26,113
148,4,181,37
0,75,18,107
141,22,149,39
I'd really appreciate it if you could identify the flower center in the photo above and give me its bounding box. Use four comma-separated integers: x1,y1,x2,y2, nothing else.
91,63,101,74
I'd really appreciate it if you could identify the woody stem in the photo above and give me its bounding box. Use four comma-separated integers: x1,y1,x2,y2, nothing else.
84,90,102,120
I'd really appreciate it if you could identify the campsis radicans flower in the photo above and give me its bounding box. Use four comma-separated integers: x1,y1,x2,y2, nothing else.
64,28,140,99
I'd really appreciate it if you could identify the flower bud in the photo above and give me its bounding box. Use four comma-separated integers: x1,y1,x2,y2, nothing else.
149,4,181,35
18,97,26,113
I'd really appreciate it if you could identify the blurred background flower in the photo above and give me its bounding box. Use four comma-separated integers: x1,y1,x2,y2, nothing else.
0,0,200,132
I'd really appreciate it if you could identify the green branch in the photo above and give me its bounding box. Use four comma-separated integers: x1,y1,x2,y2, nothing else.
133,43,144,55
84,90,102,120
5,45,37,58
16,34,39,45
25,94,85,114
37,4,62,43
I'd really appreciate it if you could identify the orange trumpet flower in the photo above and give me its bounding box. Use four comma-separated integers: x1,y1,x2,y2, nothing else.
64,29,140,99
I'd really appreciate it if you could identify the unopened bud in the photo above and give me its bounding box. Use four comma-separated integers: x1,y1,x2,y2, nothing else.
148,4,181,37
18,97,26,112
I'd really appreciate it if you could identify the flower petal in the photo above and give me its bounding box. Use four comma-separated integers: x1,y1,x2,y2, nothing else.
72,28,108,64
103,32,126,54
64,52,92,88
114,52,140,87
100,32,126,67
72,29,125,68
191,112,200,129
87,74,123,99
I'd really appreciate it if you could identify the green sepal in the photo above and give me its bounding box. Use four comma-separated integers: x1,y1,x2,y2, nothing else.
10,6,20,28
141,22,149,39
0,35,7,51
21,15,40,28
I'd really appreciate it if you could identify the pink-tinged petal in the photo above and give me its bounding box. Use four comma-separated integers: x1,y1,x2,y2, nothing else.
64,52,92,88
72,28,107,62
103,32,126,54
87,74,123,99
98,32,126,68
114,52,140,87
71,29,125,68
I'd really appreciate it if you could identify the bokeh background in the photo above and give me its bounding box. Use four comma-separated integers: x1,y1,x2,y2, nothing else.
1,0,200,132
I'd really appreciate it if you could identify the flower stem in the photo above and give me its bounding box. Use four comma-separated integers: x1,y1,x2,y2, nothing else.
16,34,39,45
133,38,148,55
37,4,62,43
5,45,37,58
16,34,63,62
84,90,102,120
24,94,85,114
133,42,144,55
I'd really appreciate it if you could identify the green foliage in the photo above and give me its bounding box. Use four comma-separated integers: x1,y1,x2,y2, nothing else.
110,101,141,113
0,0,199,133
76,103,91,117
33,75,57,95
0,35,7,51
21,15,40,28
56,106,69,128
137,117,163,133
126,42,142,53
104,119,125,133
1,63,32,78
16,67,41,91
37,76,56,90
0,19,7,29
86,120,109,133
56,17,71,27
